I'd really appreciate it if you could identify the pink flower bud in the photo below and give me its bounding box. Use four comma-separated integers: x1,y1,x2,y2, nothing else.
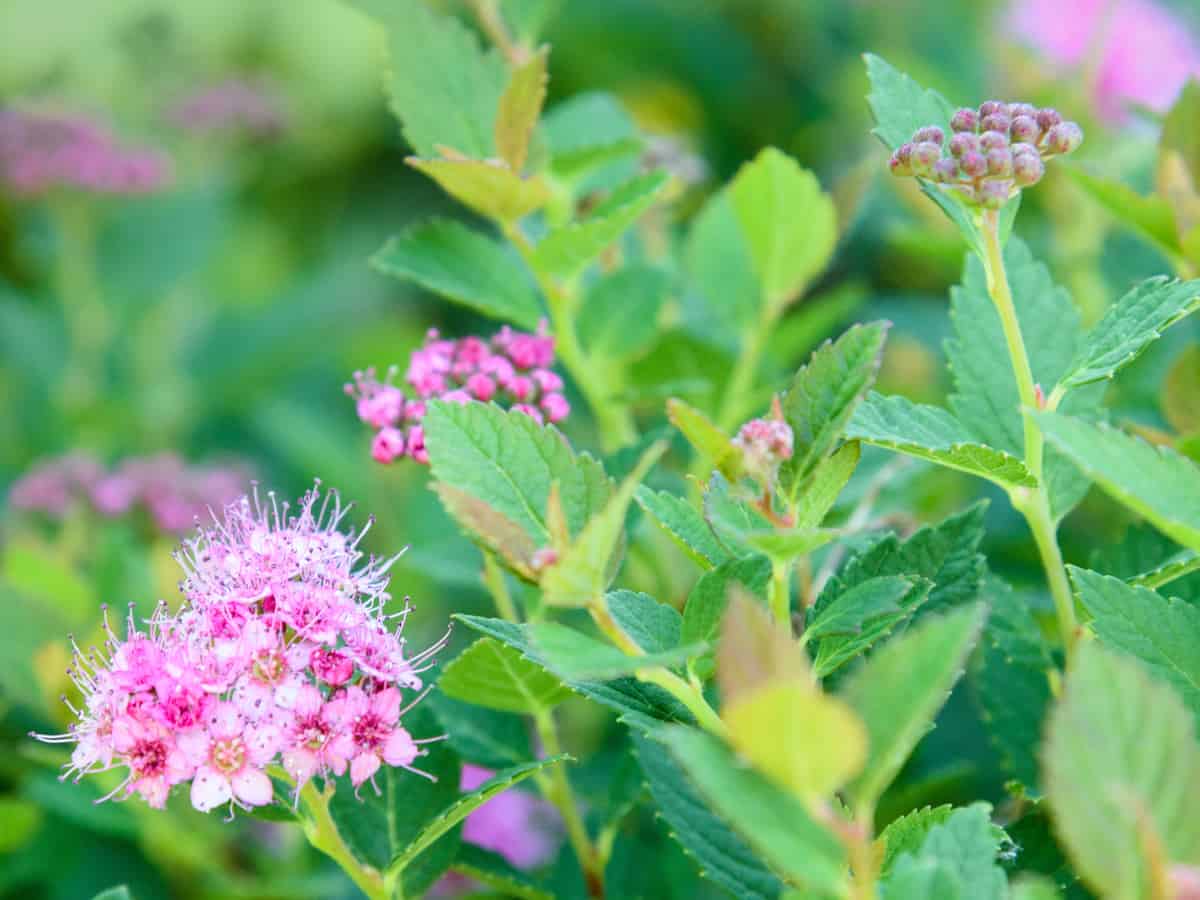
978,180,1011,209
541,393,570,423
507,375,534,402
1009,115,1039,143
910,141,941,176
466,373,497,402
950,108,979,132
532,369,564,393
310,648,354,686
949,132,979,158
980,130,1010,152
912,126,945,146
1046,121,1083,155
1013,152,1045,186
408,425,429,464
933,158,961,182
371,427,406,464
986,148,1013,177
960,151,987,178
979,101,1008,119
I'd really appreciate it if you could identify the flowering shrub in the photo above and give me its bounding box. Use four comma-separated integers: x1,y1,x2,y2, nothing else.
8,3,1200,900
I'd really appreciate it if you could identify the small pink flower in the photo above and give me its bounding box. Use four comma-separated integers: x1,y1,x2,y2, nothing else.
281,684,346,787
372,427,406,464
541,393,570,423
459,764,560,868
327,686,418,787
507,375,533,402
111,716,192,809
310,647,355,686
345,367,406,429
408,426,429,464
466,373,496,402
185,703,278,812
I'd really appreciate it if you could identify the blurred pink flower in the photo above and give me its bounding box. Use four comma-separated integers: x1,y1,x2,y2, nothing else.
1008,0,1200,122
167,78,287,139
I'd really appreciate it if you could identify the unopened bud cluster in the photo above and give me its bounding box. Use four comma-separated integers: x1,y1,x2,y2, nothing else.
733,417,794,489
889,102,1082,207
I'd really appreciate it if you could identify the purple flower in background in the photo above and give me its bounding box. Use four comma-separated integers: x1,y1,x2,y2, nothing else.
7,452,249,532
0,108,172,197
167,79,288,139
1008,0,1200,122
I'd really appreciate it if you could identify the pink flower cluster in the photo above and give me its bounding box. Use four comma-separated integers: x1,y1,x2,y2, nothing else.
8,452,248,533
346,320,570,465
34,485,447,814
734,417,794,487
1008,0,1200,123
0,107,171,197
167,79,287,139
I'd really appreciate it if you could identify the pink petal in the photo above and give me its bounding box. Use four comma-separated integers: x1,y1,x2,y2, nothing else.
177,729,210,767
191,766,233,812
136,776,169,809
293,683,324,717
232,766,273,807
382,728,418,767
282,748,319,784
371,687,402,723
209,701,244,739
350,752,381,787
245,724,280,765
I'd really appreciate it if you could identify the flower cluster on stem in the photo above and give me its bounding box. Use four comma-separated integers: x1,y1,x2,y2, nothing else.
33,484,447,814
346,319,570,464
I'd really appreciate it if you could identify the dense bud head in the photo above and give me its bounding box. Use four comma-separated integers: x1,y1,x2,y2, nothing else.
932,158,961,183
979,100,1008,118
1046,121,1084,154
1011,141,1039,159
986,147,1014,176
1010,115,1039,143
959,151,987,178
1036,108,1063,132
1009,103,1038,119
980,130,1010,152
910,141,941,175
1013,151,1045,186
949,132,979,158
978,179,1011,209
981,113,1012,134
912,125,945,146
950,108,979,132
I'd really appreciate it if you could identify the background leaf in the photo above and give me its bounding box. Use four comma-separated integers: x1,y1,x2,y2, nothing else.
438,637,573,714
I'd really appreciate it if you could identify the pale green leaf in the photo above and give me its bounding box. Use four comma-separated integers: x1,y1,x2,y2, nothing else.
430,483,539,579
541,92,640,178
877,805,955,876
660,726,849,894
372,219,542,328
728,147,837,309
528,621,698,679
438,637,572,714
740,528,838,563
802,575,915,643
577,264,670,360
1059,277,1200,388
1044,644,1200,898
632,733,784,900
407,156,551,223
495,45,548,172
606,589,682,655
1070,566,1200,724
684,184,761,335
848,393,1037,488
794,440,860,530
634,485,732,569
540,441,665,607
351,0,506,158
1035,412,1200,552
863,53,954,152
424,401,611,548
680,554,771,675
666,398,743,482
1064,166,1182,255
839,605,986,807
881,804,1008,900
1165,345,1200,435
531,171,669,278
781,322,888,495
387,757,566,874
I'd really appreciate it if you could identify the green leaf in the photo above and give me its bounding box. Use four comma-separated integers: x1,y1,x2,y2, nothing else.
740,528,838,563
794,440,861,530
702,474,775,558
454,614,694,728
863,53,955,152
578,264,671,360
438,637,573,715
430,483,540,579
780,322,889,495
426,693,532,770
540,441,665,607
632,732,784,900
1059,277,1200,389
1070,566,1200,724
881,804,1008,900
634,485,732,569
451,845,554,900
727,147,837,309
666,398,743,482
351,0,506,158
802,575,916,642
839,605,986,808
495,45,548,172
407,156,551,223
1165,345,1200,435
1044,644,1200,898
387,757,566,875
606,589,682,654
1092,522,1200,596
848,393,1037,489
91,889,133,900
946,238,1104,518
541,92,640,178
685,183,762,335
681,554,771,677
532,171,669,278
968,576,1053,792
424,401,611,548
328,706,461,889
1035,412,1200,552
1064,166,1182,256
372,219,542,329
877,805,955,876
659,725,849,894
529,621,697,679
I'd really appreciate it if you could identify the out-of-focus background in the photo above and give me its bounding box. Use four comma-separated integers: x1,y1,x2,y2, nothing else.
2,1,1198,897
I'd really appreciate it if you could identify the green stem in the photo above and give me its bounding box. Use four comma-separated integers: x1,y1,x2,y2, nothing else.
482,551,520,623
299,781,390,900
979,210,1078,656
533,710,605,898
769,558,792,630
502,222,636,451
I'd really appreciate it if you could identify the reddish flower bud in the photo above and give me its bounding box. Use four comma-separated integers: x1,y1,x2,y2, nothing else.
931,158,959,182
912,125,945,146
1046,121,1083,155
1010,115,1039,143
981,113,1012,134
950,108,979,132
1011,141,1039,159
1013,152,1045,186
979,100,1008,118
986,148,1013,176
980,130,1010,152
910,141,941,175
949,132,979,157
1009,103,1038,119
978,179,1011,209
960,151,987,178
889,151,912,176
1035,108,1062,132
371,427,406,464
